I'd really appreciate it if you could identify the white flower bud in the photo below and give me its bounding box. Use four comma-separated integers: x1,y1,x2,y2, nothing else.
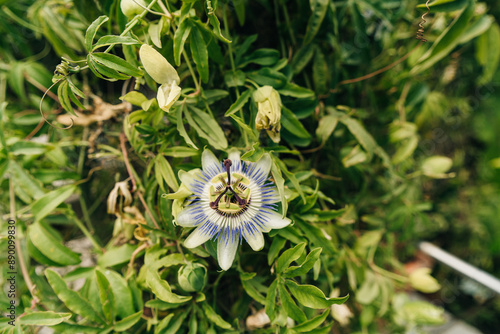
139,44,181,112
157,82,182,112
253,85,282,143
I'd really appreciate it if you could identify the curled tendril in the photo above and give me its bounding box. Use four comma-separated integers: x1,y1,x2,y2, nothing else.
416,0,431,42
39,77,74,130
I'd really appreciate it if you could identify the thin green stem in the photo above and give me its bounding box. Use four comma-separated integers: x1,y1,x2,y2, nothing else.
182,50,201,93
223,4,250,148
10,177,39,303
104,0,159,53
1,6,42,33
79,196,95,234
72,214,103,252
282,4,296,45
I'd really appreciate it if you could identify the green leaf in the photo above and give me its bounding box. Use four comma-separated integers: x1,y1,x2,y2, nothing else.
9,141,49,156
206,2,231,43
278,283,307,322
162,147,200,157
229,114,258,141
155,154,179,192
412,1,475,74
270,156,288,217
233,0,246,25
114,310,143,332
19,311,72,326
190,26,209,83
284,247,322,278
27,236,60,266
356,271,380,304
224,70,246,87
176,105,198,149
291,45,316,74
96,269,115,323
147,269,192,304
268,236,287,265
161,311,189,334
203,89,229,104
52,323,101,333
90,53,143,77
316,114,339,143
239,48,280,67
476,22,500,84
57,80,76,116
458,15,494,45
149,21,163,48
292,309,330,332
295,219,337,254
185,106,228,149
67,80,85,109
9,161,45,200
247,68,288,89
121,91,148,106
87,55,130,81
303,0,329,45
28,222,81,266
276,242,307,273
102,270,136,319
45,269,105,324
272,156,307,203
92,35,140,51
31,184,76,222
281,107,312,144
174,19,193,66
85,15,109,52
98,244,139,268
201,302,232,329
312,47,328,94
265,279,278,322
285,280,349,309
241,278,266,305
278,83,315,98
224,89,253,116
417,0,468,12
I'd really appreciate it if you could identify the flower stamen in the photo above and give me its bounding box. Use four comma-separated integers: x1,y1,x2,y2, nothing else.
210,159,247,209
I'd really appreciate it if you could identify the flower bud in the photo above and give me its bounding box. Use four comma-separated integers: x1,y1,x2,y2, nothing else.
253,86,282,143
120,0,146,18
178,263,207,292
157,82,182,112
139,44,181,112
409,267,441,293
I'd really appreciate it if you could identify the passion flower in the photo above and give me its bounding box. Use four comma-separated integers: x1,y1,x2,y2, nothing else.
175,149,291,270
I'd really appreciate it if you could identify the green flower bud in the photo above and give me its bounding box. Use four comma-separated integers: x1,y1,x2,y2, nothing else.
178,263,207,292
253,86,282,143
409,267,441,293
120,0,146,18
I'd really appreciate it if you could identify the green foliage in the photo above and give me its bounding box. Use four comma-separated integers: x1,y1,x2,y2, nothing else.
1,0,499,333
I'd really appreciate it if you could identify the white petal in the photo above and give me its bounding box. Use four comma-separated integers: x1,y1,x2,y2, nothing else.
164,82,181,109
252,153,272,180
184,227,212,248
245,231,265,251
157,83,181,112
175,208,197,227
217,234,238,271
263,211,291,231
202,149,221,173
139,44,180,85
178,169,202,193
